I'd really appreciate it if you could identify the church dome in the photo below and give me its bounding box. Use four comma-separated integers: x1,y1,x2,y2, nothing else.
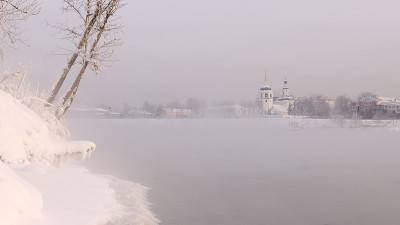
260,85,271,91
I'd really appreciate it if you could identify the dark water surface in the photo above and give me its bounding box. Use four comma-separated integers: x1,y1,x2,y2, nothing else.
67,119,400,225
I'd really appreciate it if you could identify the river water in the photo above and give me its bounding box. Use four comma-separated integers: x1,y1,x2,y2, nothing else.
67,118,400,225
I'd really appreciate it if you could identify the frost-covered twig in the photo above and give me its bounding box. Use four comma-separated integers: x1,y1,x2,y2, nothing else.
49,0,124,118
0,63,69,138
0,0,40,50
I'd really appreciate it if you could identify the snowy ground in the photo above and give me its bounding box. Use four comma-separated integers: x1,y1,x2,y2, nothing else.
0,90,159,225
11,163,158,225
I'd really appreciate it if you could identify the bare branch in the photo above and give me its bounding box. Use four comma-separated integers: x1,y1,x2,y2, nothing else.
54,0,124,118
47,0,103,104
0,0,40,15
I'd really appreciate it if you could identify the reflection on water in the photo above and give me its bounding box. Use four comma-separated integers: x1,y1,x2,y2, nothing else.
68,119,400,225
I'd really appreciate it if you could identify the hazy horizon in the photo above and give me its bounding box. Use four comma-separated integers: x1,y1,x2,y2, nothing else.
3,1,400,224
2,0,400,107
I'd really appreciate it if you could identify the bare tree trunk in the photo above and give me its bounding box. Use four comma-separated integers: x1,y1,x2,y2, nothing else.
46,0,102,105
56,61,88,118
56,0,118,118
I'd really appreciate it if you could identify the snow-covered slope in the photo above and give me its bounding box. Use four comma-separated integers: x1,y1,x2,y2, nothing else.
14,164,160,225
0,90,95,164
0,163,43,224
0,90,159,224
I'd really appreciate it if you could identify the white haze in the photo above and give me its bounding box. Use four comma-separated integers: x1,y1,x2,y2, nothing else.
2,1,400,225
68,118,400,225
3,0,400,107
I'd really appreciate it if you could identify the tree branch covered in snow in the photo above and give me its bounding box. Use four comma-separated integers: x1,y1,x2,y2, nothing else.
0,0,40,50
46,0,103,105
0,63,69,138
0,67,97,166
47,0,124,118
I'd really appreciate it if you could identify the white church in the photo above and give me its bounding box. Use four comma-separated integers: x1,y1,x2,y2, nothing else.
259,73,274,114
259,73,294,116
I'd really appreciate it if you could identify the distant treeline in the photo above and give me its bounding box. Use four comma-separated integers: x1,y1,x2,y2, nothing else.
100,92,399,119
291,92,399,120
117,98,258,118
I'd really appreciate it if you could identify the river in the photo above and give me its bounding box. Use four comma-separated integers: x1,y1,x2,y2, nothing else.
67,118,400,225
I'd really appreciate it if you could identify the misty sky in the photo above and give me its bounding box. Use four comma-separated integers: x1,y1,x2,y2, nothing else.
3,0,400,107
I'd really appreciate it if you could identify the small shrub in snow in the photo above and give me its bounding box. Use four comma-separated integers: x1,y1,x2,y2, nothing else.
0,63,69,138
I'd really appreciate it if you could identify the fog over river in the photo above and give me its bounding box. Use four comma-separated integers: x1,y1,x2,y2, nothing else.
68,118,400,225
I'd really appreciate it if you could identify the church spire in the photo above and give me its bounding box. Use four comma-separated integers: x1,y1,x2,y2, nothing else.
283,76,290,97
265,71,268,85
260,71,273,114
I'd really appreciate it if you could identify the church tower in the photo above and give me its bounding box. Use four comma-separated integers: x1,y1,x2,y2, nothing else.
283,77,290,97
260,72,273,114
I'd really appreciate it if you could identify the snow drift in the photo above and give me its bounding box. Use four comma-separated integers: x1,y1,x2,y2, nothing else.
14,164,160,225
0,89,159,225
0,163,43,224
0,90,95,164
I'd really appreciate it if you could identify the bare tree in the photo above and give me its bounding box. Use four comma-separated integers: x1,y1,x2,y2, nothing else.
121,102,133,115
0,0,40,52
142,101,156,113
186,97,206,114
46,0,102,105
0,0,40,102
0,0,40,93
165,100,182,109
292,96,331,118
334,95,352,118
314,97,330,118
155,104,164,117
47,0,124,118
357,92,378,119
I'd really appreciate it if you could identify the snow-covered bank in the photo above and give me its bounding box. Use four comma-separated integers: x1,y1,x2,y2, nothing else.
0,88,159,225
13,164,159,225
0,163,159,225
0,163,43,225
0,90,95,164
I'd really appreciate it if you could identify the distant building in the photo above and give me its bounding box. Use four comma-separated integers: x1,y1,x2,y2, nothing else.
259,74,294,117
126,109,155,118
275,77,295,110
272,104,289,117
376,97,400,117
162,108,192,118
259,72,273,114
282,78,290,98
206,105,250,117
257,73,299,117
66,107,120,118
315,96,335,110
326,99,335,110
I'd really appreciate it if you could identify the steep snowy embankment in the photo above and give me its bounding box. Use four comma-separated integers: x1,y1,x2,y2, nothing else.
0,90,94,164
0,90,159,225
